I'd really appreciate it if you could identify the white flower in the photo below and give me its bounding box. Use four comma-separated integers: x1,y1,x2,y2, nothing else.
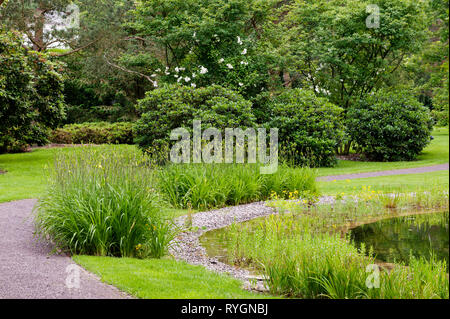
174,74,179,78
238,82,243,87
155,68,161,72
184,76,191,82
191,83,196,88
241,48,247,55
237,36,243,45
151,74,157,77
192,73,196,78
193,32,196,38
199,66,208,74
165,71,170,75
240,61,248,65
179,67,185,71
153,82,158,88
177,77,182,83
175,67,180,73
226,63,233,69
218,58,224,63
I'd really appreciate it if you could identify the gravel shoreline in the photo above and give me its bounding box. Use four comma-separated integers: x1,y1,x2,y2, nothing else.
169,196,336,291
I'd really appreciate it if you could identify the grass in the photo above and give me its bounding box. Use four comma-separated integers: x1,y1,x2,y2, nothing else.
316,127,448,177
35,146,176,258
220,189,449,298
318,170,449,196
158,163,317,210
73,255,275,299
0,147,74,203
1,127,447,204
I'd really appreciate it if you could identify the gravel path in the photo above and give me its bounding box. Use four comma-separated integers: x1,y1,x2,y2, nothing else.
170,197,336,291
0,199,130,299
317,163,449,181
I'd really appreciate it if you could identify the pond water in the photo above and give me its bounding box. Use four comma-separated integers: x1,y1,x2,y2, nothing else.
350,211,449,266
200,211,449,268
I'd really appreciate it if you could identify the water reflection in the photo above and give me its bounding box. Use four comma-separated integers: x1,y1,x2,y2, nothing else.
350,211,449,266
200,211,449,269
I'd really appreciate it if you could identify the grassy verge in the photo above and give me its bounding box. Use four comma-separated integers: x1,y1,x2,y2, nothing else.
316,127,448,177
318,170,449,196
73,255,275,299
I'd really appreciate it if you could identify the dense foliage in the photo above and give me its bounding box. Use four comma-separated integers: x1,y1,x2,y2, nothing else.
35,146,176,258
50,122,135,145
347,90,434,161
0,31,65,153
134,84,256,151
279,0,428,109
158,163,317,210
2,0,446,161
263,89,345,167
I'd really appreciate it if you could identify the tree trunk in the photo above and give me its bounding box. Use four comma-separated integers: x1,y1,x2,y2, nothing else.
32,8,45,51
283,71,292,88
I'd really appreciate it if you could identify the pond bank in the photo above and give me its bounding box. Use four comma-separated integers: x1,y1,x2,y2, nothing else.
169,197,336,291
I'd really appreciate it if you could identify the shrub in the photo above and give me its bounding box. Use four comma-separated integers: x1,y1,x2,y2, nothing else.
347,90,434,161
50,122,135,145
134,84,256,151
263,89,344,167
35,146,176,258
157,163,318,210
432,110,449,127
0,31,65,153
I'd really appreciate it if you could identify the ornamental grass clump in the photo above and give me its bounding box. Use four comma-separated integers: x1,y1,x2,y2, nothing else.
35,145,176,258
157,163,318,210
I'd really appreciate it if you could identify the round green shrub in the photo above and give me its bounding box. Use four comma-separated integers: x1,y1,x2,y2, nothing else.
347,90,434,161
134,84,256,151
265,89,345,167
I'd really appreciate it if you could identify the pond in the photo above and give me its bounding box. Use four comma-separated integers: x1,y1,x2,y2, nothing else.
350,211,449,266
200,211,449,268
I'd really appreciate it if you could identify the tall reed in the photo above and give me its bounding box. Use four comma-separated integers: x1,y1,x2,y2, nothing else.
157,163,318,210
35,145,176,258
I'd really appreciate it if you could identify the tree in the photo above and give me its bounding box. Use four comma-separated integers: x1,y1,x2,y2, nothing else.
404,0,449,125
1,0,151,109
0,31,65,153
118,0,276,97
276,0,429,152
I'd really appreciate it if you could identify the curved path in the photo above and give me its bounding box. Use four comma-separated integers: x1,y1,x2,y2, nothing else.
0,163,447,298
317,163,449,181
0,199,130,299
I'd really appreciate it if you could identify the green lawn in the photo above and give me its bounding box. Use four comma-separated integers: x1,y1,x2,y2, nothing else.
318,170,449,196
73,255,274,299
0,147,77,203
316,127,449,177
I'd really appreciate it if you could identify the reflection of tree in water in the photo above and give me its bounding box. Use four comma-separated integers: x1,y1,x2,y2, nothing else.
350,212,449,267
